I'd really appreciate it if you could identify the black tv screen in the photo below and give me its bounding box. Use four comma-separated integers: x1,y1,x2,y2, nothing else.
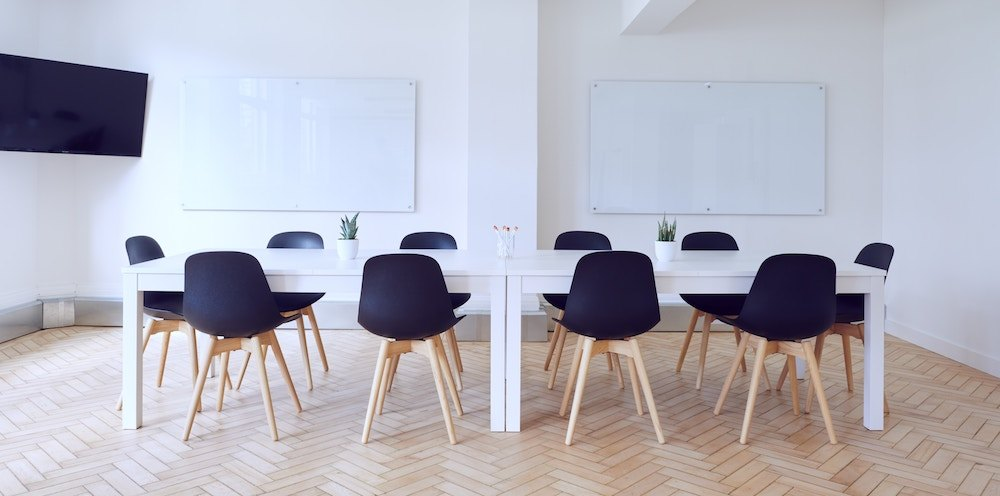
0,53,148,157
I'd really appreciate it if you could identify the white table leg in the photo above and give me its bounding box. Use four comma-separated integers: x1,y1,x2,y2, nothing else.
505,275,522,432
863,276,885,430
490,275,506,432
122,274,143,429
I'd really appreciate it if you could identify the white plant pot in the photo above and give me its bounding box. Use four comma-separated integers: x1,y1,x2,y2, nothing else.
654,240,677,261
337,239,359,260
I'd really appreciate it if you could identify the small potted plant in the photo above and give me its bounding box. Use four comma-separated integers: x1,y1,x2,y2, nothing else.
337,212,360,260
655,214,677,261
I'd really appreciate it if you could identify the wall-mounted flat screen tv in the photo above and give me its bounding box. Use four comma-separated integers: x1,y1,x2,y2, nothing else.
0,53,148,157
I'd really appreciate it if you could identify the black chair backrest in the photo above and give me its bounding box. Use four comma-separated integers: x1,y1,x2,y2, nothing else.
268,231,324,249
553,231,612,250
358,254,461,340
855,242,894,271
400,232,458,250
542,231,612,310
558,251,661,340
681,231,738,251
183,252,285,338
736,254,836,341
126,236,166,265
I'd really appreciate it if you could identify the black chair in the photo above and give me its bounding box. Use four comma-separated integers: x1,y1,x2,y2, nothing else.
675,232,749,390
556,251,665,446
116,236,201,411
358,254,464,445
234,231,329,392
399,232,468,390
776,243,894,414
713,254,838,445
541,231,619,391
181,252,301,442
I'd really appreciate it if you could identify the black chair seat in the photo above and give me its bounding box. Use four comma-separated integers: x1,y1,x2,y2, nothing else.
834,294,864,323
450,293,471,310
272,292,324,313
143,291,185,320
679,294,746,317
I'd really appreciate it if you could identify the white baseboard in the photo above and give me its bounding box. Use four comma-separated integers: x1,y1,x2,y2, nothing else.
887,319,1000,378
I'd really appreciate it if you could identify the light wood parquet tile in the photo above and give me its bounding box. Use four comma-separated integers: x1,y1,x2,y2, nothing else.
1,326,999,495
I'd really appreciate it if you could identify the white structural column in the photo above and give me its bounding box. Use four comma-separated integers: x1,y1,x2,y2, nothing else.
467,0,538,255
469,1,537,433
122,274,143,429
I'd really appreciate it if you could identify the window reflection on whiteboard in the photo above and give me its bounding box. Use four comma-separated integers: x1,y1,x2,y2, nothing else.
182,78,415,212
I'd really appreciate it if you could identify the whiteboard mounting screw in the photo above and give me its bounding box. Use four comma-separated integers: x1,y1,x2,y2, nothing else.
593,207,597,211
705,83,712,89
706,207,711,211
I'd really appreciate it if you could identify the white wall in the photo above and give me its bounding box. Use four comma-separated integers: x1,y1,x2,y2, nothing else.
0,2,41,309
883,1,1000,376
25,0,471,298
467,0,538,254
538,0,884,259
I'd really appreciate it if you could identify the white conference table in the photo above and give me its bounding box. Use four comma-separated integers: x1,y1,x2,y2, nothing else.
122,248,887,433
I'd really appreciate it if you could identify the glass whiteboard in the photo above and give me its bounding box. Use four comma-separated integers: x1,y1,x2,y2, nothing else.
590,81,825,215
181,78,415,212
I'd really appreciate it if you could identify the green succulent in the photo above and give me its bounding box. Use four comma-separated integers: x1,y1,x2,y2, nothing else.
339,212,359,240
657,214,676,242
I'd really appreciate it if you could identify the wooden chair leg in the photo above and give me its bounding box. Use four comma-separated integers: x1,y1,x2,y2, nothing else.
362,340,390,444
606,352,615,371
560,335,587,416
695,314,714,390
304,306,330,372
629,338,665,444
626,357,643,416
385,354,400,392
251,335,279,441
565,337,596,446
424,339,458,445
714,330,751,415
777,332,825,392
842,333,854,392
235,351,252,390
295,316,314,391
216,351,230,412
613,352,625,389
376,353,393,415
433,335,463,417
156,328,171,388
739,339,770,445
443,328,464,391
733,327,747,373
547,325,569,390
676,309,701,373
184,324,203,411
543,312,564,371
267,330,301,413
802,341,837,444
447,327,463,373
182,337,218,441
786,355,800,416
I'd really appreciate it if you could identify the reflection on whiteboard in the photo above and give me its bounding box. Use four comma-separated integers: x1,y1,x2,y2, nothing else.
182,78,415,212
590,81,825,215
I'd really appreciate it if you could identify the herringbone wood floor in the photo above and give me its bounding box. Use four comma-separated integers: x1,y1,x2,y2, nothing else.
1,326,999,495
